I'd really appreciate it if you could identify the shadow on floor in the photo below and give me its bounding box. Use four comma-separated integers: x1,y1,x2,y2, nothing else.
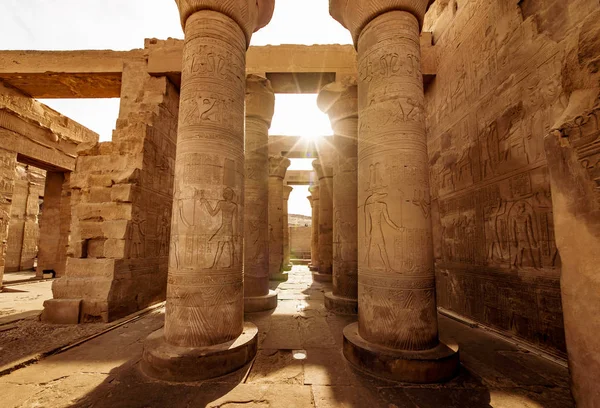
1,266,574,407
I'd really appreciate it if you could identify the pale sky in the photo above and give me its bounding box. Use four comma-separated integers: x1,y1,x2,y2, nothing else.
0,0,351,215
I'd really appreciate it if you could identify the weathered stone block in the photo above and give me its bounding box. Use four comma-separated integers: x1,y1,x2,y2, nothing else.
111,184,134,203
40,299,82,324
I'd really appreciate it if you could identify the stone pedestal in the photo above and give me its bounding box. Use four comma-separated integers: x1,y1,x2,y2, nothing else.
243,74,277,313
308,185,320,272
268,156,291,281
318,79,359,315
330,1,459,383
545,101,600,407
312,160,333,282
142,1,275,382
282,185,293,271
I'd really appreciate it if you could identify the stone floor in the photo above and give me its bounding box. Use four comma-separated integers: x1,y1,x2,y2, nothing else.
0,280,52,317
2,271,39,284
0,266,574,407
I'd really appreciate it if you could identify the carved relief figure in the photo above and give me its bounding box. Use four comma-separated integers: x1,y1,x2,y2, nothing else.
411,189,431,219
158,208,170,257
509,201,538,268
484,199,506,262
200,187,238,269
129,208,146,258
364,192,403,272
367,163,386,192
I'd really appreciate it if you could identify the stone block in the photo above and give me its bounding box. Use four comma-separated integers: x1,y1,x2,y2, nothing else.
111,184,134,203
41,299,82,324
87,238,106,258
104,238,126,258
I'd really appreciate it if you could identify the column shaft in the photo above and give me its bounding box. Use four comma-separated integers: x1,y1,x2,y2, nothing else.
313,161,333,279
244,75,275,307
357,11,437,350
282,185,293,271
308,185,320,271
268,156,290,280
318,80,359,314
166,11,246,348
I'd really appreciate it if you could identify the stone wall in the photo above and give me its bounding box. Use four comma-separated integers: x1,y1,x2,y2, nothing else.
290,226,311,259
4,163,44,272
424,0,599,355
49,58,179,322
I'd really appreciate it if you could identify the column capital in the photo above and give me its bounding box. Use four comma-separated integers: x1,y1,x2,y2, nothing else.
309,185,320,200
313,159,334,180
246,74,275,126
268,155,291,179
317,77,358,126
283,185,293,201
176,0,275,46
307,196,314,207
329,0,433,44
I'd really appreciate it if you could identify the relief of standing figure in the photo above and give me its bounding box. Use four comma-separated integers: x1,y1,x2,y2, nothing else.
200,187,238,269
364,192,403,272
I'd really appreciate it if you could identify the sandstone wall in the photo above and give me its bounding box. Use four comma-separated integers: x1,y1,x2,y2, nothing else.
51,59,179,322
424,0,599,355
290,226,311,259
4,164,44,272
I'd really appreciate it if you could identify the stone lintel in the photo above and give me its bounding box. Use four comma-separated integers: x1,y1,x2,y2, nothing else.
0,41,436,98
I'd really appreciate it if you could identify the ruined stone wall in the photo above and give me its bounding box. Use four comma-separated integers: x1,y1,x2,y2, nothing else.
52,58,179,322
424,0,599,354
5,164,44,272
0,149,16,280
290,226,311,259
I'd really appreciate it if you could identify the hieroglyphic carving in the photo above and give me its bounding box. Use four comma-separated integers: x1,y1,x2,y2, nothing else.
129,207,146,258
163,10,247,348
200,188,238,269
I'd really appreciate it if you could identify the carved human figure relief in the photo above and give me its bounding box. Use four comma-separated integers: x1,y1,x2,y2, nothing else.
364,192,403,271
509,201,538,268
158,207,171,257
129,207,146,258
200,187,238,269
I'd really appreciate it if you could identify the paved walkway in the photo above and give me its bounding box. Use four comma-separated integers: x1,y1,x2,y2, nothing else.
1,266,574,407
0,280,52,318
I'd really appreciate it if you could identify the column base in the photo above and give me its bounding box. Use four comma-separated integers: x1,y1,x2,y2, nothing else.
342,322,459,383
269,272,289,282
324,292,357,315
283,262,293,271
141,322,258,382
244,290,278,313
312,272,332,282
309,264,319,271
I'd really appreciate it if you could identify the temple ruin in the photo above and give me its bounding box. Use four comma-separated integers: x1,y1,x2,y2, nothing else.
1,0,599,407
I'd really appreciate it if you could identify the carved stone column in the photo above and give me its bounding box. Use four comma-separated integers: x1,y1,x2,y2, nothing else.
312,160,333,282
268,156,291,281
330,0,459,383
244,74,277,313
142,0,275,382
282,185,293,271
545,103,600,408
308,185,320,272
318,79,359,315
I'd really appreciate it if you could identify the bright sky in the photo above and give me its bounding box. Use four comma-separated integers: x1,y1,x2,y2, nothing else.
0,0,350,214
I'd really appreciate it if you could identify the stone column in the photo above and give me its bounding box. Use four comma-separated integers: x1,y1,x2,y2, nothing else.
244,74,277,313
308,185,320,272
312,160,333,282
142,0,275,382
330,0,459,383
268,156,291,281
545,106,600,408
318,79,359,315
282,185,293,271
